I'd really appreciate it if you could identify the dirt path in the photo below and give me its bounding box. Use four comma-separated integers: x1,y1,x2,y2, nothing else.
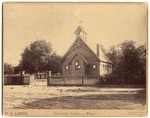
3,80,146,109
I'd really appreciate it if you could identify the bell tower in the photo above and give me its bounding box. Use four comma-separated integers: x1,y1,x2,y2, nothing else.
74,20,87,42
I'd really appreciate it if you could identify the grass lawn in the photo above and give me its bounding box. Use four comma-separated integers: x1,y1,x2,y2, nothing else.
3,83,146,109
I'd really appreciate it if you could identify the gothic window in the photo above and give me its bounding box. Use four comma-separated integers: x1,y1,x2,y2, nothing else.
75,61,80,69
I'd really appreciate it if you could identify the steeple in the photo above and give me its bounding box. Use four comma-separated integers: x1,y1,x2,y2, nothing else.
74,21,87,42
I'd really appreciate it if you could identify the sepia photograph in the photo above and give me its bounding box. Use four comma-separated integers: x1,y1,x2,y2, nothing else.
2,2,147,116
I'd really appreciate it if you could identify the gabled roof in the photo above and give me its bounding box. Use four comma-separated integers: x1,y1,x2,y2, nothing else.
67,52,89,65
60,25,112,65
99,46,112,64
60,36,100,63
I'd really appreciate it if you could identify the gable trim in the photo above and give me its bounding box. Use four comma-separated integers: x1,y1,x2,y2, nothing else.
60,39,78,63
67,52,89,65
60,37,100,63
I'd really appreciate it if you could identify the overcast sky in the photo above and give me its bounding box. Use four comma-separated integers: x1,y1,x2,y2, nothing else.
3,3,147,65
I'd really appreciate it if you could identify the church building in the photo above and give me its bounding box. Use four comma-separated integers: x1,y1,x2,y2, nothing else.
60,25,112,78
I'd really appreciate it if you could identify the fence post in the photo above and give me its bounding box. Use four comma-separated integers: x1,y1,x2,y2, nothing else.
47,71,51,86
20,71,25,77
64,77,66,85
82,77,84,85
20,71,25,84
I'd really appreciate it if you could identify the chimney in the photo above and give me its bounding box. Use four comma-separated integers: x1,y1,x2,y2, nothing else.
96,43,99,57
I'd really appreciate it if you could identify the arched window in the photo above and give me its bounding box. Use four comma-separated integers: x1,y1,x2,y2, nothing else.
75,61,80,69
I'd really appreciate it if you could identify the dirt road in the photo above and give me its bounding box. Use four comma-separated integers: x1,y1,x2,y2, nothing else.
3,80,146,109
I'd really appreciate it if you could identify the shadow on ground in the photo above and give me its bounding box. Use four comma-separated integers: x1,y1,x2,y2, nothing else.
16,90,146,109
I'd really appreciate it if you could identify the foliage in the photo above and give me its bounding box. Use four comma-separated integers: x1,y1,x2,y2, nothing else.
106,40,146,85
106,45,120,68
46,52,62,74
13,65,21,74
4,63,14,75
20,39,62,74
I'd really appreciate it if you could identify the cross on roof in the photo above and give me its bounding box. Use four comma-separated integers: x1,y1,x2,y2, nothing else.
79,20,83,26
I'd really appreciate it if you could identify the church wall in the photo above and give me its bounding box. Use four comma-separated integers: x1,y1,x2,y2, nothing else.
62,54,86,77
62,46,100,78
100,62,112,76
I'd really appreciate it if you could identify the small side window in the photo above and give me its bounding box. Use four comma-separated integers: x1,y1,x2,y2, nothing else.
92,64,96,69
65,66,69,70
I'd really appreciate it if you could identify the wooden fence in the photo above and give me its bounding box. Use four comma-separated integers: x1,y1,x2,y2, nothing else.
47,74,146,86
4,72,34,85
47,75,100,86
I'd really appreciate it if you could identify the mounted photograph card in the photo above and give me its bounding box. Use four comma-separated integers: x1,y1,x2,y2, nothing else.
2,2,148,117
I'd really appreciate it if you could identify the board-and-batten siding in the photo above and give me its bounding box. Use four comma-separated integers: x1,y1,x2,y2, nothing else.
62,45,100,78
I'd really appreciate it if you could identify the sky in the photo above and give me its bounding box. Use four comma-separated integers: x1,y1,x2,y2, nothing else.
3,2,148,65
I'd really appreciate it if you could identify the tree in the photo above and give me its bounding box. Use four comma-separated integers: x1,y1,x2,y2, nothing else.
20,39,52,74
46,52,62,74
4,63,14,75
137,44,146,84
106,45,120,68
107,40,146,85
118,41,140,84
13,65,21,74
20,39,62,74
